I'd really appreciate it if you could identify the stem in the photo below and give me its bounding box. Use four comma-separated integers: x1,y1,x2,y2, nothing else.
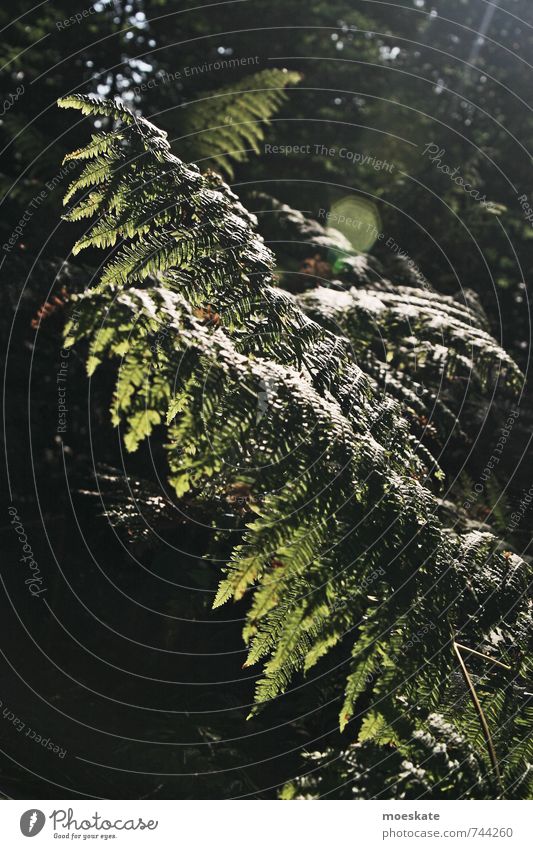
453,640,503,795
454,642,512,671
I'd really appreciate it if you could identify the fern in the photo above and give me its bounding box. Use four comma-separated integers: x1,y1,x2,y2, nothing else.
282,713,496,799
284,683,533,800
58,95,532,799
252,195,521,446
174,69,302,178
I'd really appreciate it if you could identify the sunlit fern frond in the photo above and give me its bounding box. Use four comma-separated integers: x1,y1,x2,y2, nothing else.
58,95,532,798
174,69,301,178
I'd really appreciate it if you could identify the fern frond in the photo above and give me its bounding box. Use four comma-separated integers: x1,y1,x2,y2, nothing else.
59,97,532,799
175,69,302,177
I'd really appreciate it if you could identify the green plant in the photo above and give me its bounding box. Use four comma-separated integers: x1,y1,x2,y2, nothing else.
58,94,532,799
174,68,302,177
